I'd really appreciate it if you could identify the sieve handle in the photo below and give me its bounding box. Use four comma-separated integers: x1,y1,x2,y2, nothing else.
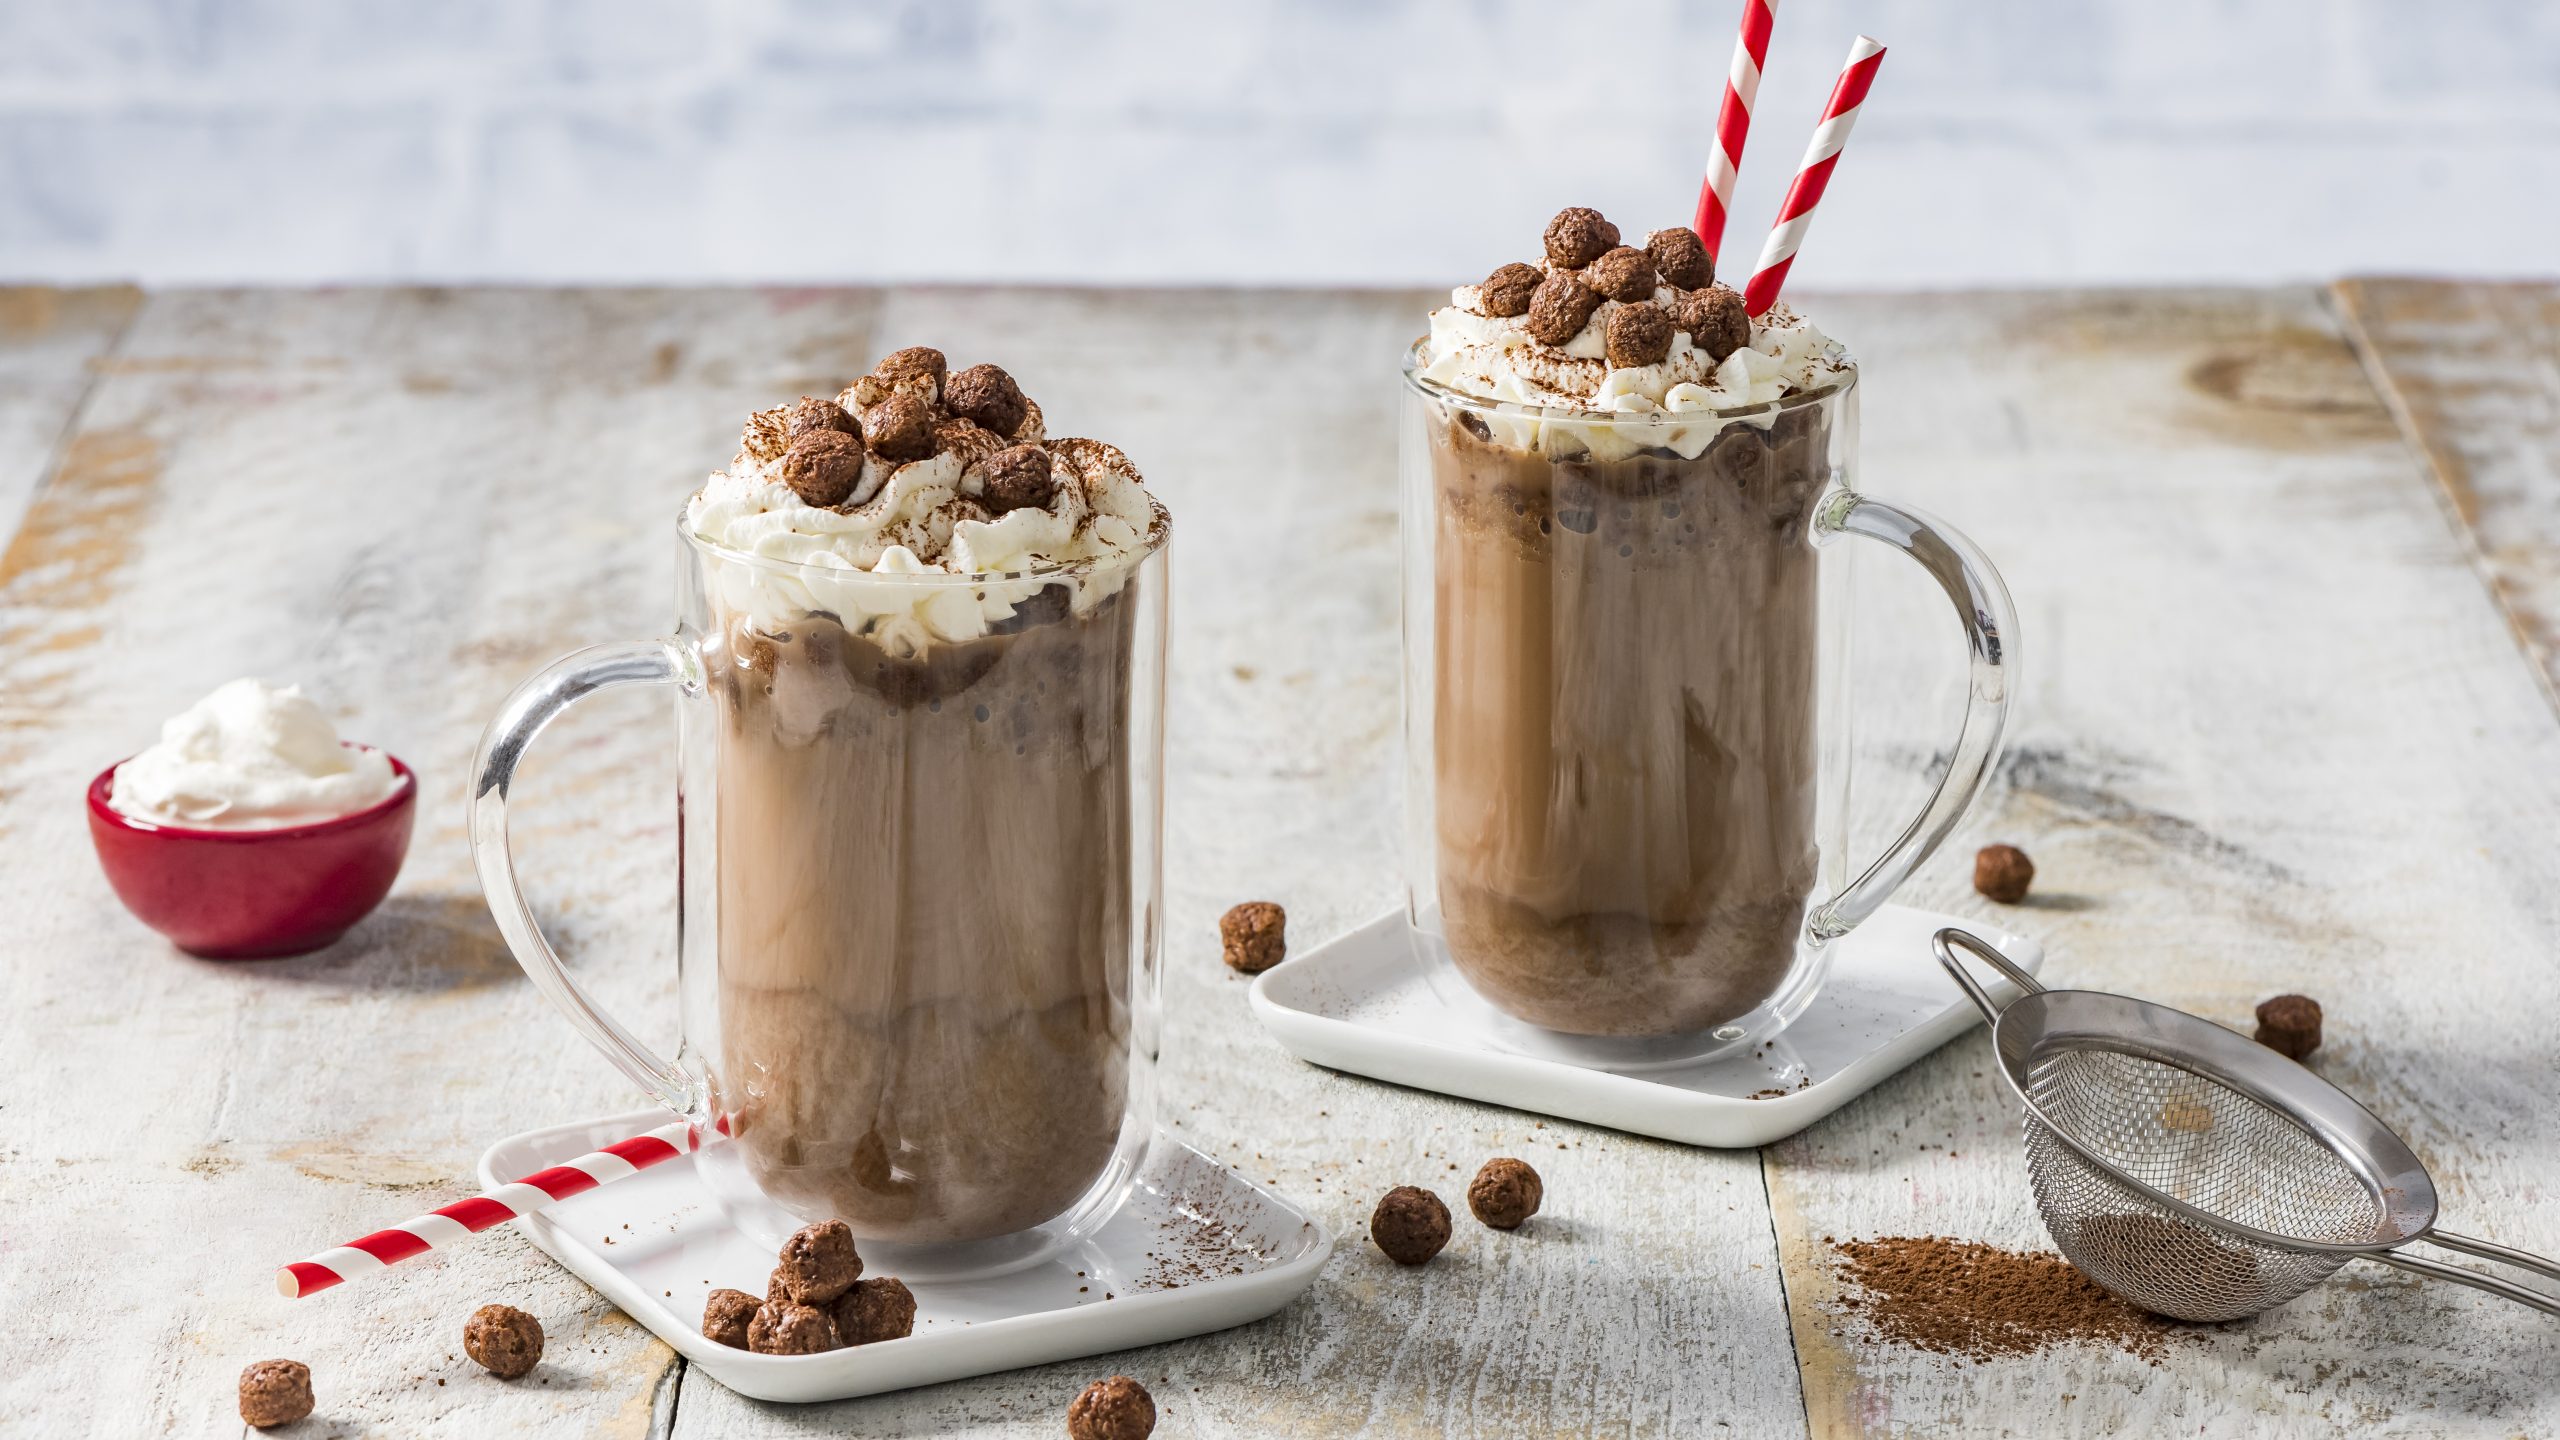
2370,1235,2560,1318
1933,926,2045,1025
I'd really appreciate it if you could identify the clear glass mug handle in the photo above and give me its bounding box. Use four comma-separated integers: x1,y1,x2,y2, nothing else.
469,638,712,1120
1808,491,2016,940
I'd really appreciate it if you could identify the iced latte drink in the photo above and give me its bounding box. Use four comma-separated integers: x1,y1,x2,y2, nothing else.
683,349,1169,1245
1404,207,1864,1043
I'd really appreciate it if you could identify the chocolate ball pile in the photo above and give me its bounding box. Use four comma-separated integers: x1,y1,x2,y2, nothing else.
1479,207,1753,368
745,346,1055,516
705,1219,919,1355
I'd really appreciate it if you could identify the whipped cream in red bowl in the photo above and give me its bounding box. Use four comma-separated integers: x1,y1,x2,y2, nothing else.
88,680,415,959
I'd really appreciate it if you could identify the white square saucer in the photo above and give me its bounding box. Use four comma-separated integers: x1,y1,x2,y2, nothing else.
477,1113,1332,1404
1248,905,2040,1148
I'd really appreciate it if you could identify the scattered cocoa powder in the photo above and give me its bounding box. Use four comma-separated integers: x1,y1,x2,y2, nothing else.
1825,1235,2198,1365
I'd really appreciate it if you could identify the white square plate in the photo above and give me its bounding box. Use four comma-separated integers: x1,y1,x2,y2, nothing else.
478,1114,1332,1404
1249,905,2040,1148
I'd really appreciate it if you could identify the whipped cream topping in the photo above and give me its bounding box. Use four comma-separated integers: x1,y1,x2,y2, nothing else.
1420,226,1853,461
109,679,400,830
687,354,1164,653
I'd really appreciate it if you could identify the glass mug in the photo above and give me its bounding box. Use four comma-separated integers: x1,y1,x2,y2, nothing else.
471,510,1170,1277
1400,351,2014,1067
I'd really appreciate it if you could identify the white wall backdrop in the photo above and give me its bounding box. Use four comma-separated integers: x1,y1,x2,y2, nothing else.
2,0,2555,288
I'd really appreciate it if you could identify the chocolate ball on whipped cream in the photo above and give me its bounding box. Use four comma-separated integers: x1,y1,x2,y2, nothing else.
1543,206,1619,269
780,429,865,508
945,363,1030,438
1583,246,1658,304
1646,226,1714,289
1419,204,1852,461
784,396,859,440
1525,273,1602,347
1478,262,1542,318
1605,305,1673,369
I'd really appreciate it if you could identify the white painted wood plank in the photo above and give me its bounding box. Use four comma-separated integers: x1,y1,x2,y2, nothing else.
2336,277,2560,719
1761,288,2560,1437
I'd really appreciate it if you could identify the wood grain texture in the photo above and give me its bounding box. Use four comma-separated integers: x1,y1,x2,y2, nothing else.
2335,278,2560,718
5,284,2555,1438
0,286,139,540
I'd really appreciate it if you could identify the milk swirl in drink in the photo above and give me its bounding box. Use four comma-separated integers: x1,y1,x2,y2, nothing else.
685,349,1166,1243
1409,207,1853,1037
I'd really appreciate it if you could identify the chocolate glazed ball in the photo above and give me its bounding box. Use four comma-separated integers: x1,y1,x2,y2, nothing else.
702,1288,761,1349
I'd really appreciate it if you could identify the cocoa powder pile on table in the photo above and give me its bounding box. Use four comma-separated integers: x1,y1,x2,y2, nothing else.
1825,1236,2193,1365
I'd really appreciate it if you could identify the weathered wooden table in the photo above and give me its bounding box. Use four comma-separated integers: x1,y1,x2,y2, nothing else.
4,281,2555,1437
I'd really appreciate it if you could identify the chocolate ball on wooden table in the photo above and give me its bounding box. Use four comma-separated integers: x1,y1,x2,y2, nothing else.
463,1304,544,1379
1067,1375,1157,1440
238,1359,314,1429
1371,1185,1453,1265
1220,900,1287,974
1467,1157,1544,1230
1973,844,2035,904
2254,994,2323,1060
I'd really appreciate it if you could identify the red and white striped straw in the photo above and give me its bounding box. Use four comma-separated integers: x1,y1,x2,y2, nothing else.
277,1114,729,1298
1741,34,1886,317
1691,0,1781,261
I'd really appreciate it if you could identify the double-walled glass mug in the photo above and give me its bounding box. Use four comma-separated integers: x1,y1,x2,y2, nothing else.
1400,349,2014,1067
471,508,1170,1278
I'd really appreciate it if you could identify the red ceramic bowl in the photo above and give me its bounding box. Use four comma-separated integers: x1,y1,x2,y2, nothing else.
87,750,417,959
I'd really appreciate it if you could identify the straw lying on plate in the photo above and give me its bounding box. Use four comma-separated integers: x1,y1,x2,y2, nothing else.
278,1114,729,1298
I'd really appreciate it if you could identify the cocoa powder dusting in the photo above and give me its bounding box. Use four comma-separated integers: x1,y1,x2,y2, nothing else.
1825,1236,2199,1365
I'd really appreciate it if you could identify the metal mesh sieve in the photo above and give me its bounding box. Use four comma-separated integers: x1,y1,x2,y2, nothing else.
1935,928,2560,1324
